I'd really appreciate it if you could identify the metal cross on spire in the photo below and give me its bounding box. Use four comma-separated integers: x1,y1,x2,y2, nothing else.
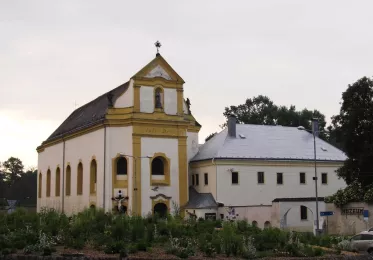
154,41,161,55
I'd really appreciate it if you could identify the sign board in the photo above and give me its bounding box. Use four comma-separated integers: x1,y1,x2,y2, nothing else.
320,211,334,217
341,207,364,215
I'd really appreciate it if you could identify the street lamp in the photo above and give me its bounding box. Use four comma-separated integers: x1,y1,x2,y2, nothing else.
297,118,323,235
119,153,151,215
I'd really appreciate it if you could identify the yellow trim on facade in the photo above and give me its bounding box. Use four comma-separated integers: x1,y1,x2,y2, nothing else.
178,136,188,209
133,79,183,89
77,162,83,196
65,165,71,196
132,135,141,215
46,169,51,197
111,154,129,196
149,152,171,186
134,85,140,112
132,53,185,84
90,159,97,195
55,167,61,197
151,197,170,214
177,89,183,115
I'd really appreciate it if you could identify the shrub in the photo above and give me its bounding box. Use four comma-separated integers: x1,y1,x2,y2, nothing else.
104,240,126,254
166,236,196,258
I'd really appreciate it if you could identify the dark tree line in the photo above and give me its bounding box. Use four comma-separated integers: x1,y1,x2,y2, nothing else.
0,157,37,207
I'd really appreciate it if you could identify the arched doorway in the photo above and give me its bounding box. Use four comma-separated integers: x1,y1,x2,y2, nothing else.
154,203,168,217
282,205,314,232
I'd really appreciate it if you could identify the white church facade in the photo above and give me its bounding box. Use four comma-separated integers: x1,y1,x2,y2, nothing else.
37,51,347,231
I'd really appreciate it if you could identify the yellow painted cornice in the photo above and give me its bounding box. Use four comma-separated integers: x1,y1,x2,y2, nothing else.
190,159,343,168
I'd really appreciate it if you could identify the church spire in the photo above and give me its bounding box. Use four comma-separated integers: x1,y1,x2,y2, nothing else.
154,41,161,56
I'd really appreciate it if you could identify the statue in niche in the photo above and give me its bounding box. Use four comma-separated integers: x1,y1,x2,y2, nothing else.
155,90,162,108
186,98,191,114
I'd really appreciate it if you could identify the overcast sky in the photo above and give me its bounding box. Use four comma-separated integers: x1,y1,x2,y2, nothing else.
1,1,373,168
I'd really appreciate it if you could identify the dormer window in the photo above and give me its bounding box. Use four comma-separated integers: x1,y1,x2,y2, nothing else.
154,88,164,109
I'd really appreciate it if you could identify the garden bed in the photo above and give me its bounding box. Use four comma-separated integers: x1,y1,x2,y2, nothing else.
0,208,360,259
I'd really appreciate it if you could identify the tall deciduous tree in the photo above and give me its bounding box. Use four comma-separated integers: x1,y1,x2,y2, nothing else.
221,95,328,139
330,77,373,186
1,157,24,186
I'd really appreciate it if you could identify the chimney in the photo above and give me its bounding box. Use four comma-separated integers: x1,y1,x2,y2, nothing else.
228,114,237,137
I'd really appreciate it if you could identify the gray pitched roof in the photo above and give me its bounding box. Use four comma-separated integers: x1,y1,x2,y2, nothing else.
184,187,218,209
192,124,347,162
45,82,129,142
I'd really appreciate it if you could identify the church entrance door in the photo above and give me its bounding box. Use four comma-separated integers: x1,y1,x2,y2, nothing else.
154,203,168,218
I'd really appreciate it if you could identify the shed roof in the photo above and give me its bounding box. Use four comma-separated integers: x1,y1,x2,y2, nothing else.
184,187,218,209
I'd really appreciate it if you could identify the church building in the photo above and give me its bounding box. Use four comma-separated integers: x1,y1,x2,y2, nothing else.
37,49,201,216
37,47,347,233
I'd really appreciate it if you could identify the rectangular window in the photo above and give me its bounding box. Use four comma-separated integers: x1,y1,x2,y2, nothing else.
192,174,195,186
257,172,264,184
300,205,308,220
322,173,328,184
300,172,306,184
204,173,208,185
196,174,199,186
277,172,283,184
232,172,239,184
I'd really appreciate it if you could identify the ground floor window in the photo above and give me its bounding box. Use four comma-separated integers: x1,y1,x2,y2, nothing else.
205,213,216,220
300,205,308,220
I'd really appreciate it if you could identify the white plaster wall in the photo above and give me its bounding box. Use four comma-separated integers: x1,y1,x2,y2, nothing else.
231,206,273,228
186,208,218,220
114,79,134,108
106,126,133,212
216,164,346,207
140,86,154,113
141,137,179,216
279,201,326,232
190,165,217,198
63,128,105,214
37,142,64,212
187,132,199,161
163,88,177,115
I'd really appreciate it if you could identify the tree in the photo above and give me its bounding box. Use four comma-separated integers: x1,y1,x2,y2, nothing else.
330,77,373,186
1,157,24,186
205,132,217,142
222,95,328,139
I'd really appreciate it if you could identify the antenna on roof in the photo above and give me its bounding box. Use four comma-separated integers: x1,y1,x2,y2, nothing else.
73,101,78,109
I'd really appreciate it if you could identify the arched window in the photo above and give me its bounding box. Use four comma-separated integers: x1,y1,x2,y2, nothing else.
55,167,61,197
154,88,163,109
46,169,51,197
77,162,83,195
38,172,42,198
264,221,271,228
252,220,258,227
152,157,164,175
117,157,127,175
66,165,71,196
90,160,97,194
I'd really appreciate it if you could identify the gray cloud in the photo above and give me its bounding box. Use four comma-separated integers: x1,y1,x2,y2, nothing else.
1,0,373,166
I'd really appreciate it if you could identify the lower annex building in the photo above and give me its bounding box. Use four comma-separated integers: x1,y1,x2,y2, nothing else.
37,50,347,231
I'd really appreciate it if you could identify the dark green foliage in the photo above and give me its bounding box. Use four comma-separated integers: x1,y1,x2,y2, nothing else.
329,77,373,186
0,207,340,258
104,240,126,254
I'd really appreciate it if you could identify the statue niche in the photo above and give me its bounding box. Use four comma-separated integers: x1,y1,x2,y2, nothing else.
155,89,163,109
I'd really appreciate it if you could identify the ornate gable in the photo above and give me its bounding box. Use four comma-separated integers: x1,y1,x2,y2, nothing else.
132,54,185,84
